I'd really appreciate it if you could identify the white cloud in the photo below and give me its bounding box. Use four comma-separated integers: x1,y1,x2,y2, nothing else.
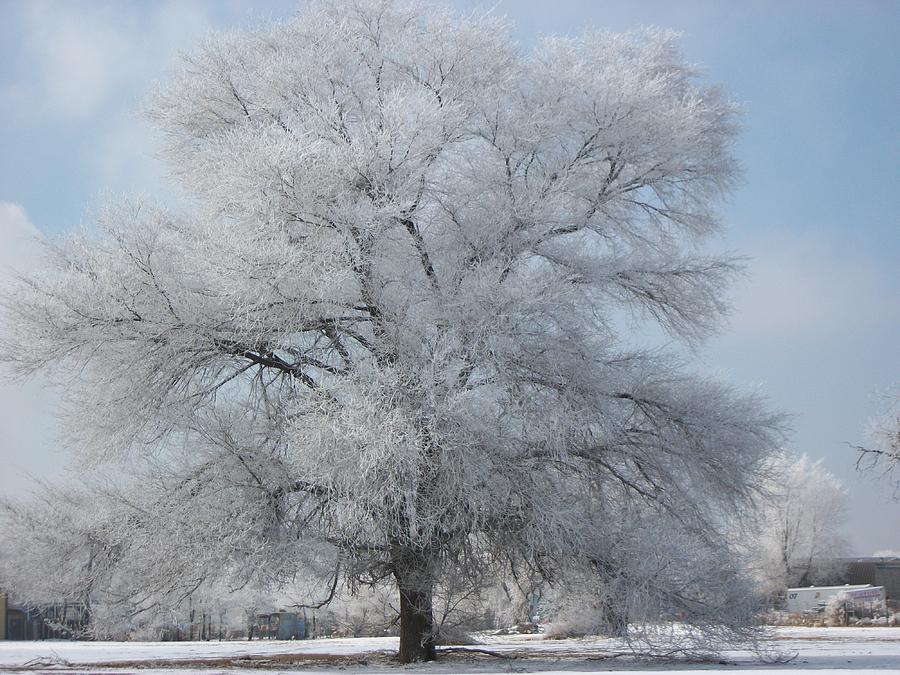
88,2,216,204
0,202,44,275
13,2,134,119
726,228,897,340
2,1,215,221
7,0,215,120
872,549,900,558
0,204,62,497
91,111,182,205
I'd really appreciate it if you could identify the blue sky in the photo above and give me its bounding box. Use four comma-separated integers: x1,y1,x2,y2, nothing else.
0,0,898,554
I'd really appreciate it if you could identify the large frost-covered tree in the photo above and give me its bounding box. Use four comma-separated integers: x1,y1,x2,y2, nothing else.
0,0,783,661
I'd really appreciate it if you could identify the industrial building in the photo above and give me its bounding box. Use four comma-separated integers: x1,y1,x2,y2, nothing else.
835,557,900,608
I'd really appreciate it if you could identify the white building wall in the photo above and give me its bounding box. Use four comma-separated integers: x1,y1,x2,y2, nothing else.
785,585,871,613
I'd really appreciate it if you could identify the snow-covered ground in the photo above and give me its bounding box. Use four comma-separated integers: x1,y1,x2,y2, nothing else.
0,627,899,673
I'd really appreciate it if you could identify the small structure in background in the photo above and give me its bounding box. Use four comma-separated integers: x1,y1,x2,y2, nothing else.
1,593,89,641
786,584,887,618
256,611,307,640
840,586,889,614
786,584,870,614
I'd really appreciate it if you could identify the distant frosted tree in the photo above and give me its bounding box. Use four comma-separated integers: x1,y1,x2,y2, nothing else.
856,389,900,496
750,451,849,601
0,0,783,661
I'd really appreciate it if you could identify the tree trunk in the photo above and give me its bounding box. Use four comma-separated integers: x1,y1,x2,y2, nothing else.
601,600,628,638
394,563,436,663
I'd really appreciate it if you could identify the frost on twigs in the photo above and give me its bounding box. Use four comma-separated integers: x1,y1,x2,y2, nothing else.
0,0,783,662
543,504,777,659
856,389,900,497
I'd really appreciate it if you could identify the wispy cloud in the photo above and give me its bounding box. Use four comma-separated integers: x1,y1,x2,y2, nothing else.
726,228,898,340
873,549,900,558
0,203,62,497
4,0,214,120
0,202,44,273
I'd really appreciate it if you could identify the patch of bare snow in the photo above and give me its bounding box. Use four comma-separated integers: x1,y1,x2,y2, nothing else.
0,627,898,673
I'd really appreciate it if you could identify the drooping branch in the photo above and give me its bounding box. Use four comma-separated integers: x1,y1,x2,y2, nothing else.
400,217,440,293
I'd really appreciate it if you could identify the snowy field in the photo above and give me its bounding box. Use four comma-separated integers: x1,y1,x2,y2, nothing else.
1,627,899,674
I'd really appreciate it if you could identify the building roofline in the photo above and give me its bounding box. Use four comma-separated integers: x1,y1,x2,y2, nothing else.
786,584,872,592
